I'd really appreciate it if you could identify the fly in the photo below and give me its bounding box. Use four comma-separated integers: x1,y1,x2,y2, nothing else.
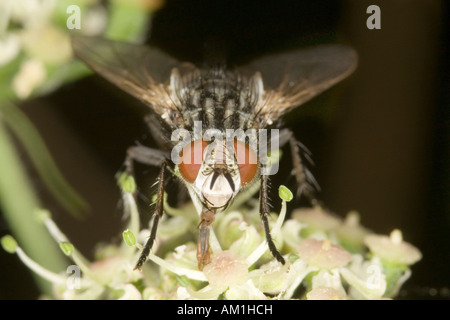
71,35,357,270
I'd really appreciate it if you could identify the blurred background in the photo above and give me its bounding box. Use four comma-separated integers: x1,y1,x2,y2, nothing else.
0,0,448,299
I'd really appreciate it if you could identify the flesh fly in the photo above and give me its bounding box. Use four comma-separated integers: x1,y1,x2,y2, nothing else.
71,35,357,270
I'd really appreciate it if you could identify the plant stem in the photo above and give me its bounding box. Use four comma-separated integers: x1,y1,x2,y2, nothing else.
0,118,66,296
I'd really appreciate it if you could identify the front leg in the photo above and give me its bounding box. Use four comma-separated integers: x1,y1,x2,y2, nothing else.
134,159,169,270
124,145,169,176
259,174,285,265
119,145,171,270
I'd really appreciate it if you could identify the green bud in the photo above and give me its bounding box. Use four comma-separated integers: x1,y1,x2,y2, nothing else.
118,172,136,194
267,149,282,164
152,192,167,203
59,241,74,256
288,253,299,264
1,235,18,254
279,185,293,202
35,208,51,223
123,229,136,247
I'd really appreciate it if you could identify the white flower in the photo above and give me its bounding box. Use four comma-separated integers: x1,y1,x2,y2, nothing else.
20,24,72,65
306,286,346,300
340,255,387,299
292,206,341,233
292,239,352,300
365,229,422,266
1,178,423,300
203,251,248,287
297,239,352,269
0,33,21,66
12,59,47,99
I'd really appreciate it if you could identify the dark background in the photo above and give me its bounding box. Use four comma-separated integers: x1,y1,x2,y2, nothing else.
1,0,448,299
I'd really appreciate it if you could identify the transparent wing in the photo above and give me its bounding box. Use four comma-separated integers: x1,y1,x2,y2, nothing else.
71,35,196,120
235,44,358,124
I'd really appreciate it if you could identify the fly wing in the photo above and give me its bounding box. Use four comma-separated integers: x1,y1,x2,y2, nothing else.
71,35,196,126
235,45,358,125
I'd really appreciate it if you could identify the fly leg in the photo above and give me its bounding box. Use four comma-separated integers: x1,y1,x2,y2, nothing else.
260,174,285,265
280,129,321,207
133,159,168,270
197,209,215,270
124,145,169,176
120,145,170,270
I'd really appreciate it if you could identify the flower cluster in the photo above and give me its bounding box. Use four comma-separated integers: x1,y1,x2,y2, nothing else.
2,175,422,300
0,0,159,101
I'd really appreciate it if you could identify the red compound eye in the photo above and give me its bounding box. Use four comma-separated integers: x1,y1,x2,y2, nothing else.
234,140,258,186
179,140,209,183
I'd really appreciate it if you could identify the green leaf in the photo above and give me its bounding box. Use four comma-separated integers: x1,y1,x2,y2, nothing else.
0,119,66,295
0,103,89,218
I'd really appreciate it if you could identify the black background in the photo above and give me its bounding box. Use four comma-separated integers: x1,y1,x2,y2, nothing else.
1,0,449,299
